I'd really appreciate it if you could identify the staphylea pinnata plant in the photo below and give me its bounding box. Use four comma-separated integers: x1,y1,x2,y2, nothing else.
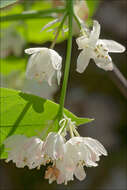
0,0,126,185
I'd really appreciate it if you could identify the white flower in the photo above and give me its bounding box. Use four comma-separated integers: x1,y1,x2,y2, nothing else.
25,48,62,86
76,20,126,73
54,136,107,184
66,137,107,166
4,135,44,169
42,132,65,161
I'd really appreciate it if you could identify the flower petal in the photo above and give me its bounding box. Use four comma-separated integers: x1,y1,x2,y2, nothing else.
49,49,62,70
57,70,61,85
26,53,39,79
76,36,89,50
25,48,45,55
4,135,27,149
94,55,113,71
77,49,91,73
90,20,100,46
43,132,65,160
74,165,86,181
98,40,126,53
84,137,108,156
47,70,55,86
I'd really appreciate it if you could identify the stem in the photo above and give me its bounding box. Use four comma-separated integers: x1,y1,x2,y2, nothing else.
109,63,127,99
58,0,73,119
73,13,82,30
113,63,127,89
0,8,65,22
50,12,68,49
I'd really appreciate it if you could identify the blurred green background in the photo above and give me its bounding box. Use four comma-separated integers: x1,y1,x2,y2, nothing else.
0,0,127,190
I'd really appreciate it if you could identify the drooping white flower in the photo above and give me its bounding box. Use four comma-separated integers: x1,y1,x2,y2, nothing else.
76,20,126,73
53,136,107,184
42,132,65,161
66,137,107,166
25,48,62,86
4,135,44,169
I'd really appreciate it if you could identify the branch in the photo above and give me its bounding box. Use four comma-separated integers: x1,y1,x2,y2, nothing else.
109,63,127,99
0,8,65,22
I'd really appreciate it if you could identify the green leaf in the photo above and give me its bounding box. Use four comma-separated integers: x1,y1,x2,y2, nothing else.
0,0,19,9
0,87,93,158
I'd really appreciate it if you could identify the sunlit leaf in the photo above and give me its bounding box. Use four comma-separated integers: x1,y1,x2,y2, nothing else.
0,87,93,158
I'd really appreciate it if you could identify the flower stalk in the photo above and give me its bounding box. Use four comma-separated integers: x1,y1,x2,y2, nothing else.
50,12,68,49
58,0,73,120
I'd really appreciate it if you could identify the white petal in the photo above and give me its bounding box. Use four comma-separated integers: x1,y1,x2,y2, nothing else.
90,20,100,46
76,36,89,50
81,145,98,167
77,49,91,73
4,135,27,149
26,53,39,79
94,55,113,71
84,137,108,156
25,48,45,55
74,165,86,181
57,70,61,85
49,49,62,70
47,70,55,86
54,135,65,159
43,132,65,160
98,40,126,53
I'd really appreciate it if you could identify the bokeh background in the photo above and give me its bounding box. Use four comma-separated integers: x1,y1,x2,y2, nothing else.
0,0,127,190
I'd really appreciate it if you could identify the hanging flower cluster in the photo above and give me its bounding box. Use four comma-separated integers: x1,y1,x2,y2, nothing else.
4,116,107,185
3,0,126,186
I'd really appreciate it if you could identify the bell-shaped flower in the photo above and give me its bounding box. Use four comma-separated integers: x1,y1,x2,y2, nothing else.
53,136,107,184
42,132,65,161
53,151,86,184
66,137,107,167
25,48,62,86
4,135,44,169
76,20,125,73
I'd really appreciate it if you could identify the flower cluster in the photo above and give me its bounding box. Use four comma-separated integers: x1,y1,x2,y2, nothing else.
4,116,107,185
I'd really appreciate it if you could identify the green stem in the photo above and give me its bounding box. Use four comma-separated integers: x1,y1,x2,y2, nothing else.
58,0,73,120
0,8,65,22
50,12,68,49
73,13,82,30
